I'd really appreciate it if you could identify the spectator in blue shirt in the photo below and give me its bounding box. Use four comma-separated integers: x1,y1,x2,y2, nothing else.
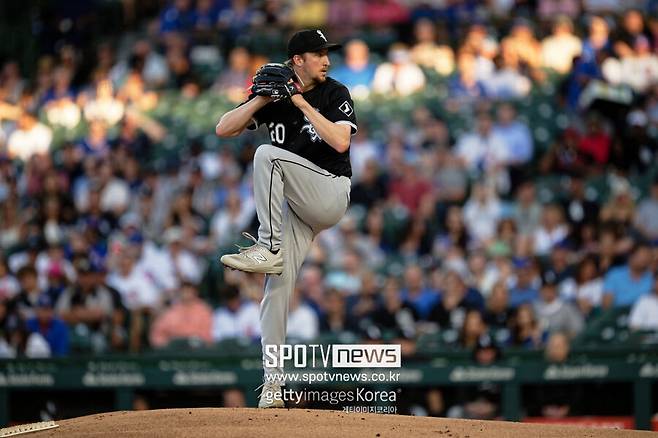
565,55,602,110
493,102,533,166
602,243,653,308
509,257,540,308
331,39,377,97
564,17,609,109
493,102,534,189
193,0,221,33
217,0,264,48
400,265,439,320
160,0,196,34
26,294,69,356
40,66,75,106
77,120,111,158
580,16,612,67
448,51,488,102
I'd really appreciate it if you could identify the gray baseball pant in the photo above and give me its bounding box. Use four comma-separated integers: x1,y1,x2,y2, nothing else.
253,144,350,381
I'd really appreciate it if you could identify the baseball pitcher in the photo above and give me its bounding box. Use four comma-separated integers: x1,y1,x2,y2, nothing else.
215,29,357,407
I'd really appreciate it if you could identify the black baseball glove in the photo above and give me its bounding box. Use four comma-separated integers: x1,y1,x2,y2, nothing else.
251,63,301,99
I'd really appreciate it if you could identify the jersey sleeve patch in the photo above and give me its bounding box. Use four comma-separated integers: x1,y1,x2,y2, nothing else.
339,101,353,117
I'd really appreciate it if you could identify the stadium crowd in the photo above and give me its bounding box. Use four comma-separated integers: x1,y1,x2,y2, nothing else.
0,0,657,383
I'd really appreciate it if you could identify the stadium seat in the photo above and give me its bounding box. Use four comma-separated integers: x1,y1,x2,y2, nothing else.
415,331,443,354
69,324,94,354
212,338,261,356
572,307,632,347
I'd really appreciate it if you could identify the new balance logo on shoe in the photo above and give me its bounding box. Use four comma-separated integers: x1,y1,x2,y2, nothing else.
249,252,268,263
219,232,284,275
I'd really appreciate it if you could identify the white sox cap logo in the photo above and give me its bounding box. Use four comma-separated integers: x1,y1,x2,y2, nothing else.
316,30,327,42
339,101,353,117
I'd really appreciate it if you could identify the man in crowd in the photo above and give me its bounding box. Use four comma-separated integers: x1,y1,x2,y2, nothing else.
150,281,213,348
56,257,126,352
26,294,69,356
602,243,653,308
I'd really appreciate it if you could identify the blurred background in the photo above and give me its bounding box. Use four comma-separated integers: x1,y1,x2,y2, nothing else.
1,0,658,431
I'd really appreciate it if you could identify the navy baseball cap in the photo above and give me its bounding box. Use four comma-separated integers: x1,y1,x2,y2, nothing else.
287,29,342,58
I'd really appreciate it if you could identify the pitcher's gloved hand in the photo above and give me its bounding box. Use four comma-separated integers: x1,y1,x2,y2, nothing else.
251,63,302,99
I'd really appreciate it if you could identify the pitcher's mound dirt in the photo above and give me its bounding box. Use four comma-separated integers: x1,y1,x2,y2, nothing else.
28,408,656,437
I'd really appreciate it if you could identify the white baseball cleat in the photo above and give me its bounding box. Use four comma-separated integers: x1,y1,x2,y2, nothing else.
257,382,285,408
220,232,283,275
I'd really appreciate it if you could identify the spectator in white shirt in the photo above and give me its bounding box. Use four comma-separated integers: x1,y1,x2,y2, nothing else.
474,37,498,83
160,226,204,287
286,289,319,341
455,111,509,175
573,256,604,316
629,276,658,331
84,78,125,126
107,245,162,351
210,190,255,249
97,160,131,216
7,111,52,162
484,42,532,99
106,248,160,311
372,43,426,97
212,286,260,341
45,96,81,129
463,182,502,246
109,215,158,275
541,16,582,74
620,35,658,93
455,111,510,193
533,204,569,256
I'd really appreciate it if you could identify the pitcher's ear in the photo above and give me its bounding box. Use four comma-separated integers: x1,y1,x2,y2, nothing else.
290,54,304,66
